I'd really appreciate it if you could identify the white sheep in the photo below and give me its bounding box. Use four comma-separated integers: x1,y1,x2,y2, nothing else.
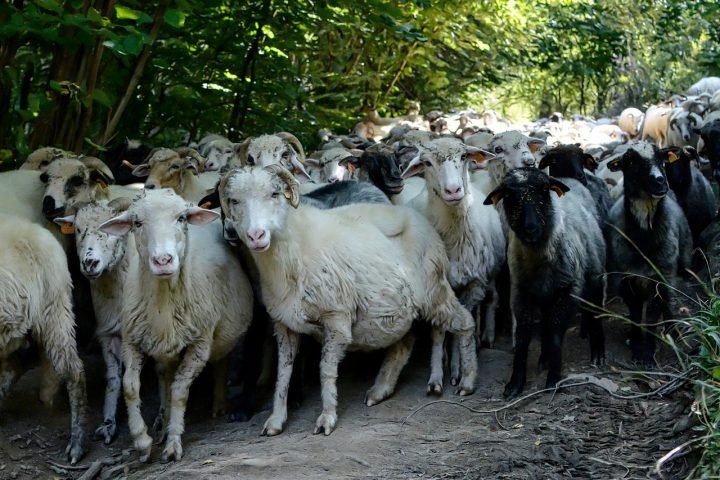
618,108,644,138
19,146,71,171
305,147,356,183
233,132,312,179
0,213,88,464
640,105,672,147
485,130,546,190
403,137,506,389
200,137,235,172
218,165,478,437
98,189,253,462
688,76,720,96
54,198,136,445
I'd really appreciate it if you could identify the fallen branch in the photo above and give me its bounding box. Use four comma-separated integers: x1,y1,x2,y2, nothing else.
77,460,104,480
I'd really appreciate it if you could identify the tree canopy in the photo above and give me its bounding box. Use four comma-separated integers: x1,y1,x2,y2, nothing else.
0,0,718,165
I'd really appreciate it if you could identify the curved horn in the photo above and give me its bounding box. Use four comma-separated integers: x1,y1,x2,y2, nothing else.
264,164,300,208
174,147,205,166
275,132,306,163
80,156,115,185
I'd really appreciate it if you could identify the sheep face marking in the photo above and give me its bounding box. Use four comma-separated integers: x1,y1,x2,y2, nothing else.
41,159,111,219
608,143,669,199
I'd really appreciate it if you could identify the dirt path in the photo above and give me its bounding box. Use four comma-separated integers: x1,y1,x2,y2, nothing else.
0,317,695,480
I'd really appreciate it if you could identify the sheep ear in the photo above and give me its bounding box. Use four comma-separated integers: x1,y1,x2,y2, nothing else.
606,158,623,172
53,215,76,234
665,148,681,164
549,178,570,197
465,146,495,171
198,188,220,210
186,206,219,226
527,138,545,153
537,156,553,170
401,154,427,178
132,163,151,177
583,154,599,171
483,186,506,205
289,155,313,181
339,155,360,173
98,212,132,236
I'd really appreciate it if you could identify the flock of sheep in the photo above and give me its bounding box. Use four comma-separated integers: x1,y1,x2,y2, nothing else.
1,75,720,466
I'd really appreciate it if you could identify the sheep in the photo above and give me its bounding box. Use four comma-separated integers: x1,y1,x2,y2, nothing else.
538,144,613,223
640,105,672,147
233,132,312,180
98,188,254,462
695,118,720,186
129,147,216,203
485,130,545,190
664,146,716,244
688,76,720,96
483,168,606,398
19,146,72,171
201,137,235,172
305,147,356,184
337,143,405,198
667,108,702,147
605,143,692,366
618,108,644,138
0,213,88,464
302,180,390,208
104,139,154,185
402,137,506,389
218,165,478,436
53,198,135,445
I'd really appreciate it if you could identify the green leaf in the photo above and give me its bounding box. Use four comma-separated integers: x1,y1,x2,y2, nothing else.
713,367,720,380
115,5,151,23
91,89,113,108
164,9,186,29
121,33,145,56
35,0,63,14
84,137,108,152
48,80,63,92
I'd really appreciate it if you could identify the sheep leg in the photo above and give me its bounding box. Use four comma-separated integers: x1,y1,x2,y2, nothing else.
427,327,445,395
261,322,300,436
39,351,61,407
543,295,573,389
480,282,498,349
161,341,212,463
0,354,23,408
314,322,351,435
583,283,605,367
153,359,178,441
436,299,477,396
94,335,122,445
36,323,88,465
211,357,228,418
123,344,151,462
537,320,551,372
366,332,415,406
449,335,461,386
504,302,537,399
228,305,266,422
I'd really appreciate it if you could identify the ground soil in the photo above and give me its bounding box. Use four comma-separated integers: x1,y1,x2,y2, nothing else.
0,307,697,480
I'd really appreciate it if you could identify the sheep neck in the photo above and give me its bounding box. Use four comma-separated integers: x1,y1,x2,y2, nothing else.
626,194,662,231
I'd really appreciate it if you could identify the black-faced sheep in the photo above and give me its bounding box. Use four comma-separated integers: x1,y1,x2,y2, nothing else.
605,143,692,366
484,168,606,398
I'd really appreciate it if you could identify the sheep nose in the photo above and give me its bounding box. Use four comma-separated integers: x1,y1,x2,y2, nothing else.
152,254,173,266
42,196,56,214
83,258,100,271
445,185,462,195
247,229,266,242
522,155,536,166
145,183,156,190
328,177,339,184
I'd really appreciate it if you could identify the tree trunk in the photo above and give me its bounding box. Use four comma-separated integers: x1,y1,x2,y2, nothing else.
100,0,169,146
227,0,272,136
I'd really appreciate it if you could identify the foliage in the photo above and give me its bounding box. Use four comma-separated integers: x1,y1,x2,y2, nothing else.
0,0,719,167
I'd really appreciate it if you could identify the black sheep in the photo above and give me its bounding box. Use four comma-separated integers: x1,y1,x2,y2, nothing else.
484,168,606,398
664,146,716,244
606,143,692,366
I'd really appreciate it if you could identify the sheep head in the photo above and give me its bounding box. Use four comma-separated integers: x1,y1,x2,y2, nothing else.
218,165,299,252
40,156,115,219
234,133,312,181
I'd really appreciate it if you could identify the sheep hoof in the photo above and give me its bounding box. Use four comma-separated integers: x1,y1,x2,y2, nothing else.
93,418,117,445
65,433,87,465
591,353,606,367
503,381,524,399
134,432,153,463
456,385,475,396
449,376,459,387
161,436,183,463
313,413,337,436
426,383,443,396
228,409,253,423
365,385,392,406
261,415,285,436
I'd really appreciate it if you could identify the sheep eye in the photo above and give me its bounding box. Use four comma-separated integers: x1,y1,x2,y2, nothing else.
178,215,187,223
247,155,255,166
40,160,49,167
494,146,504,154
170,164,180,170
134,220,143,228
271,191,280,199
69,176,84,187
282,151,290,158
230,198,239,205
